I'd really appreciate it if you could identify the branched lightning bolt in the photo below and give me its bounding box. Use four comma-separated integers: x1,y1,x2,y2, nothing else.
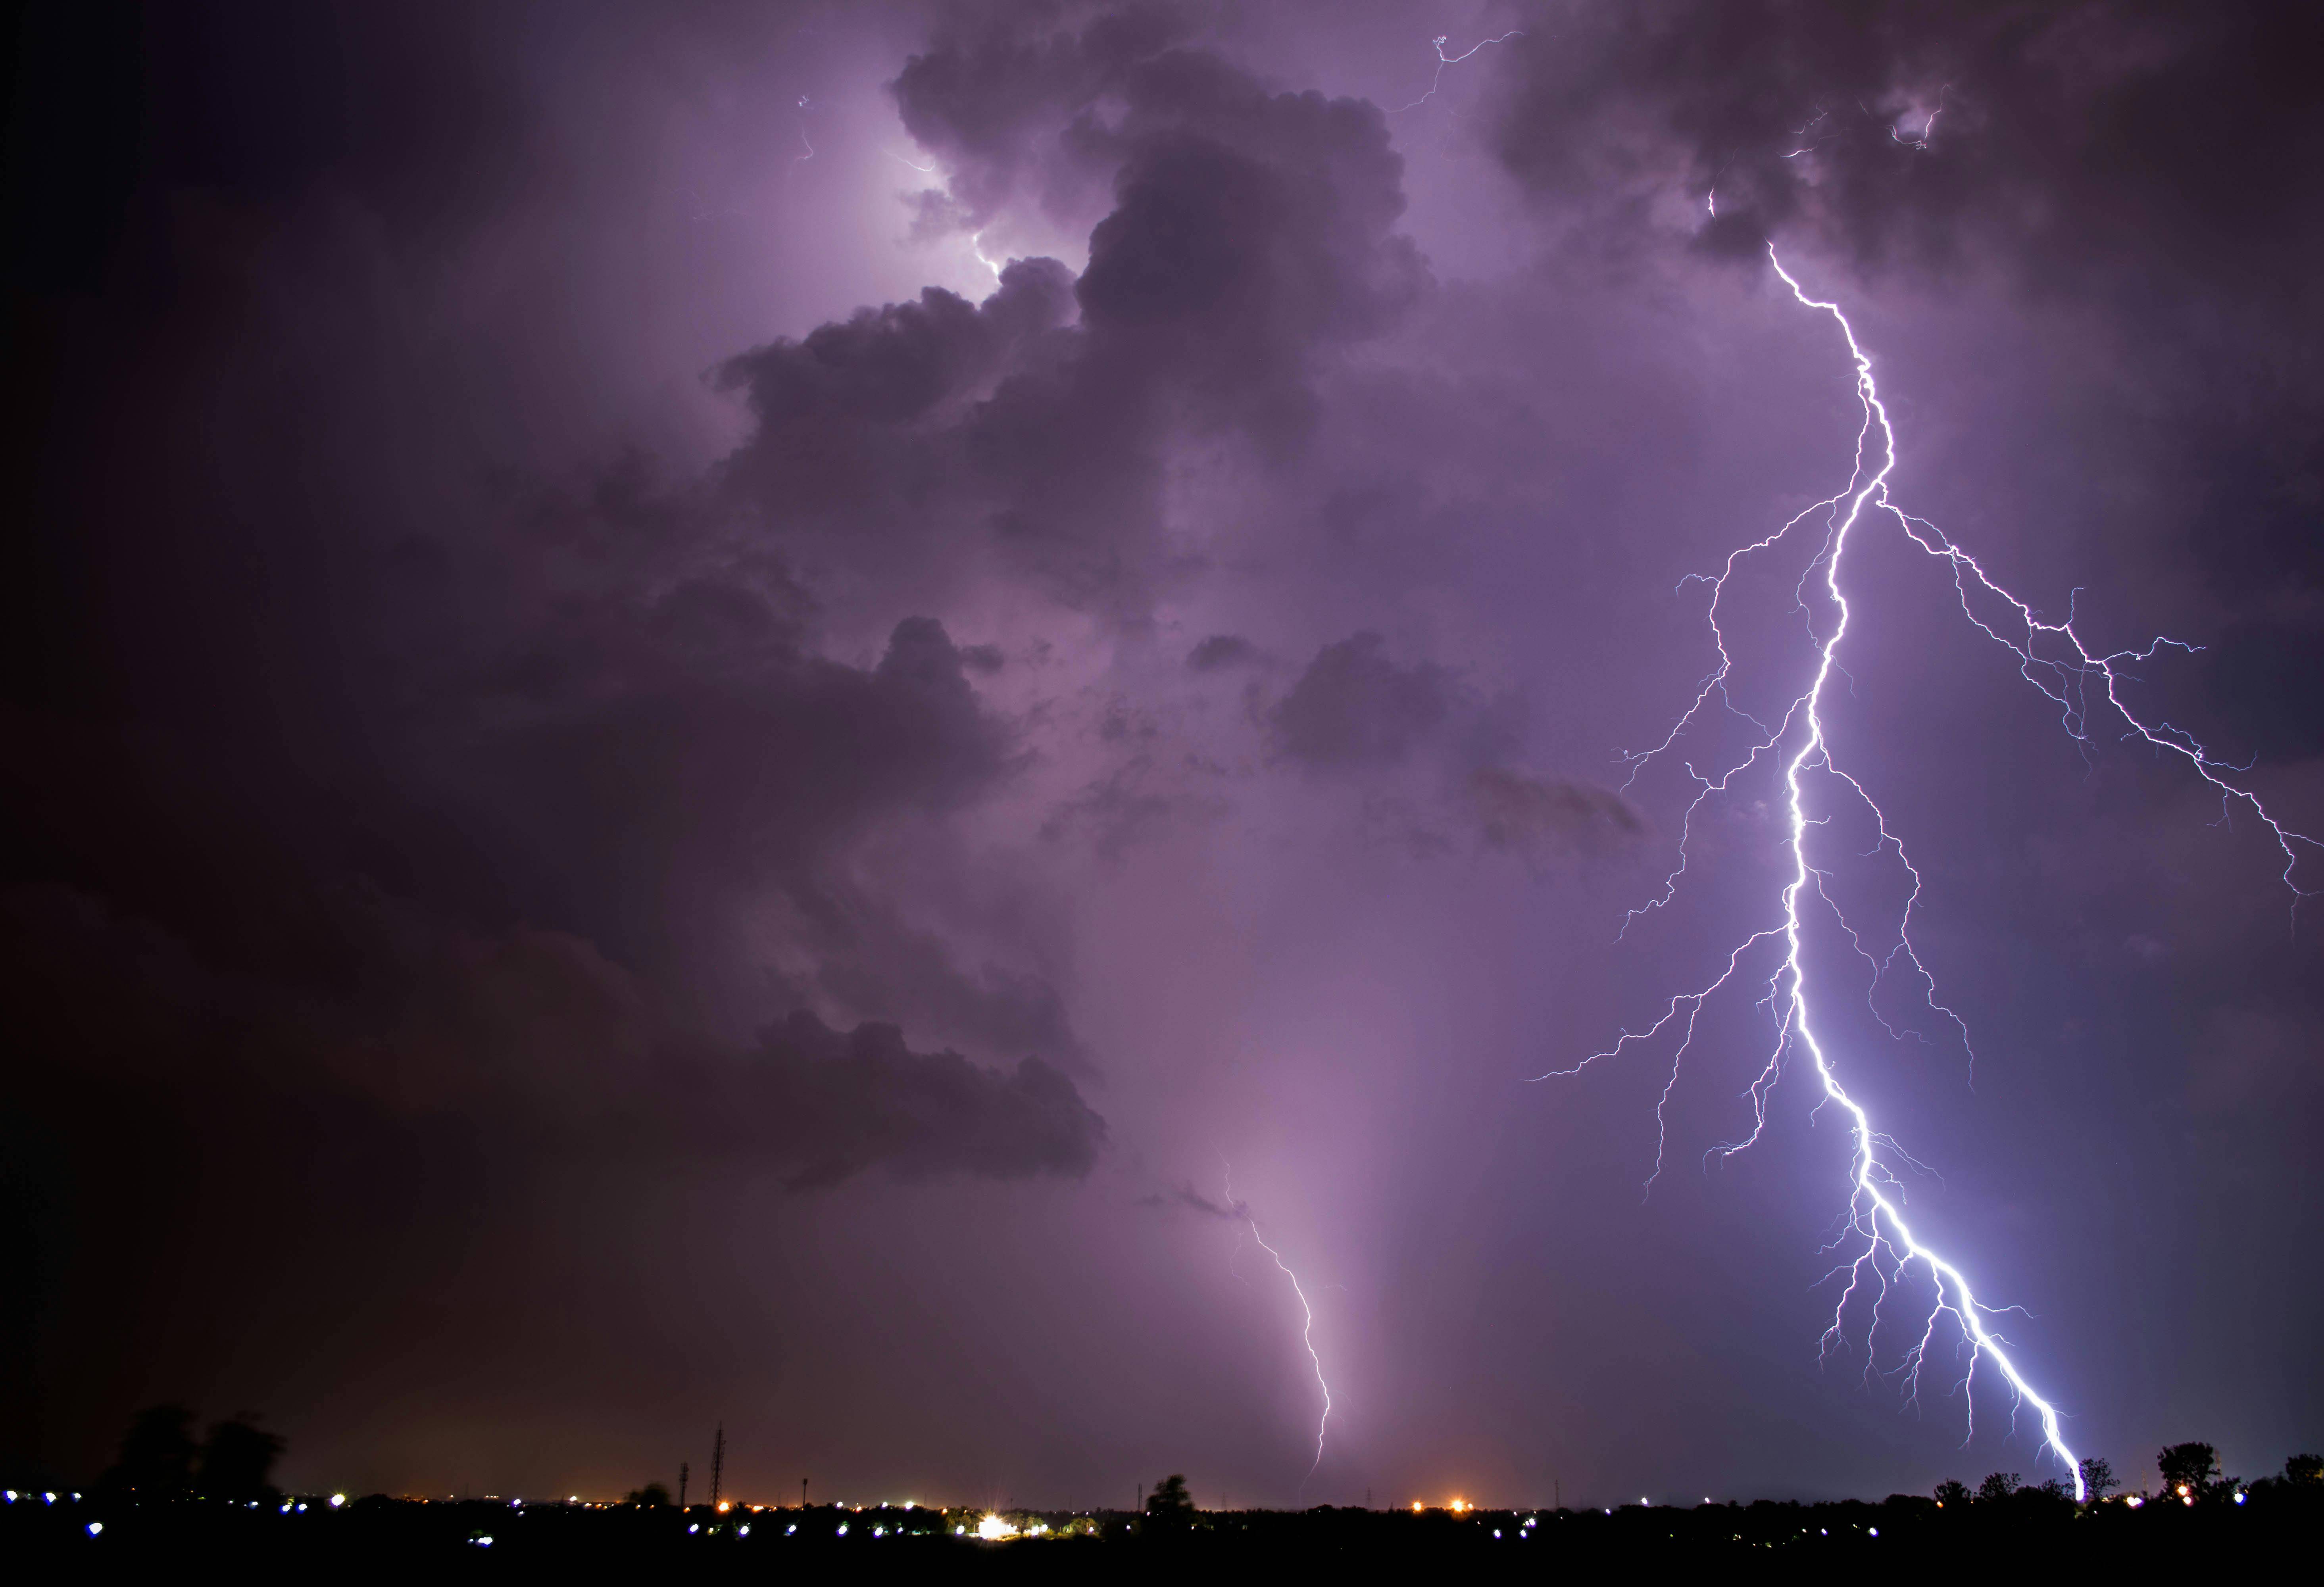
1390,30,1525,114
1542,241,2320,1501
1223,1165,1332,1491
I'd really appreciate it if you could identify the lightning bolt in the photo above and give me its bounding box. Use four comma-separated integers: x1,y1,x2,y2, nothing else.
1544,240,2320,1502
1390,30,1526,114
1223,1165,1333,1493
969,231,1005,281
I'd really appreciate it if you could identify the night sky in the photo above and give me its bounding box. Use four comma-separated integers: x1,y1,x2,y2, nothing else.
5,1,2319,1510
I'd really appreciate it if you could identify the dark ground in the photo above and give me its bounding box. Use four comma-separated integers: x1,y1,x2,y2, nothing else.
5,1485,2315,1576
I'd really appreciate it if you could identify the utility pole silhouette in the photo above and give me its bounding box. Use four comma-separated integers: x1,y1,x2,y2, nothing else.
801,1476,808,1510
709,1425,725,1509
679,1461,689,1509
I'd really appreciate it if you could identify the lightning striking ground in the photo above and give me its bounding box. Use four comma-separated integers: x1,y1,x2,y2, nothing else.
1545,240,2320,1501
1222,1166,1333,1491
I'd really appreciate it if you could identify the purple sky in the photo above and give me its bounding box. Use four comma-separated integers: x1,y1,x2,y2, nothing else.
6,1,2320,1510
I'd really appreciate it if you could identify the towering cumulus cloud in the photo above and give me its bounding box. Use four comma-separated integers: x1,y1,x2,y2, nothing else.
715,13,1427,615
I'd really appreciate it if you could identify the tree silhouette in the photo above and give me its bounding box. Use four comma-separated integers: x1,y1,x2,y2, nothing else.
103,1404,197,1497
2157,1442,2221,1499
1145,1474,1195,1531
2077,1456,2118,1503
625,1483,671,1506
198,1416,284,1500
2284,1453,2322,1486
1976,1472,2021,1502
1932,1479,1970,1506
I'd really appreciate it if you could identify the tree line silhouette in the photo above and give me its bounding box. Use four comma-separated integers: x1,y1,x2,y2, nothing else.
100,1406,283,1502
1933,1441,2322,1511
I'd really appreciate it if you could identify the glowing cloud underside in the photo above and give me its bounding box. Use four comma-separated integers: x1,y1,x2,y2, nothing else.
1546,244,2320,1501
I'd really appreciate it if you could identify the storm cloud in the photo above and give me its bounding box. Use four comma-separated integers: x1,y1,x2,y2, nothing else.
1273,632,1454,768
4,0,2318,1517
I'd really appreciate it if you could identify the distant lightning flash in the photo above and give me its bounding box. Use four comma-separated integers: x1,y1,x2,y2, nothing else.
1547,236,2320,1501
1223,1166,1333,1490
1390,30,1525,113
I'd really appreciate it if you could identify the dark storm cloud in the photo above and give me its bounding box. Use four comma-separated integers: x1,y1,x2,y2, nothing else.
712,257,1081,547
1491,0,2324,295
808,903,1094,1074
889,0,1197,229
3,875,1103,1193
1272,631,1453,768
2,867,1100,1474
661,1011,1104,1189
2,539,1100,1114
1471,766,1647,859
709,8,1427,611
1186,633,1259,670
462,605,1017,926
2,0,1123,1455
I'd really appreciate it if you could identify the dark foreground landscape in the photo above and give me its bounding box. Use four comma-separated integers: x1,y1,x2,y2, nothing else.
8,1477,2318,1576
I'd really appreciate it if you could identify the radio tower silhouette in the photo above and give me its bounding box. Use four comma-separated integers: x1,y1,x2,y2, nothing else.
709,1424,725,1509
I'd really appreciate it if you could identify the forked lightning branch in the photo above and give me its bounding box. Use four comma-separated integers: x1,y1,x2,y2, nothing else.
1543,240,2320,1501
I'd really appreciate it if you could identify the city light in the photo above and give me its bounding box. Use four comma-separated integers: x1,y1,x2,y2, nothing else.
976,1513,1018,1540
